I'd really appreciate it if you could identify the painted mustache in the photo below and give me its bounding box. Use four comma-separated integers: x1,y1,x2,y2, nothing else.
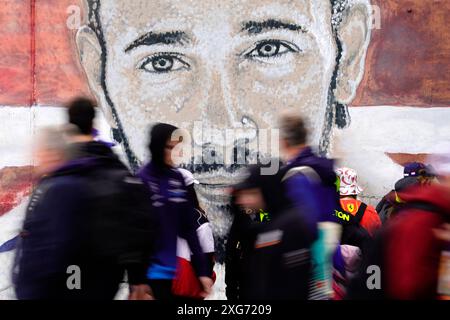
178,139,279,176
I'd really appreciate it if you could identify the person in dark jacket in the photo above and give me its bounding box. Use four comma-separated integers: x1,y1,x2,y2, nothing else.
376,162,436,224
138,123,212,300
225,196,256,301
226,163,314,300
225,161,291,300
225,165,268,301
13,98,157,300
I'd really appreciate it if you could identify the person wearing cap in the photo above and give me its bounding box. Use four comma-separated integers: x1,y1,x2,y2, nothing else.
376,162,437,224
332,168,378,300
336,168,381,237
376,153,450,299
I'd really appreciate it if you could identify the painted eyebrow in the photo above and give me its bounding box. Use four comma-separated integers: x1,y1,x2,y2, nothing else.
242,19,307,34
125,31,189,53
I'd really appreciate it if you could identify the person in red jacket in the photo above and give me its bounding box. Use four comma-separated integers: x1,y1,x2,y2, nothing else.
345,154,450,300
383,157,450,299
336,167,381,237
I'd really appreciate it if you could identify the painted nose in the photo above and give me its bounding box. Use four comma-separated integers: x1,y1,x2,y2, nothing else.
189,69,261,169
203,71,237,131
198,71,258,146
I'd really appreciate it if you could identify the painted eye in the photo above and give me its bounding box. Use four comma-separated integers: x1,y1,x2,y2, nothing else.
245,40,299,60
257,42,280,57
140,54,189,73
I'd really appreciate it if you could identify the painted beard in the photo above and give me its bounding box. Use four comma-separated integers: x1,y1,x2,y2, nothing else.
182,149,269,263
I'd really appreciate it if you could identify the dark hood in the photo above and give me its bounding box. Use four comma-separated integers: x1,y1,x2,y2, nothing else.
148,123,178,170
232,162,291,217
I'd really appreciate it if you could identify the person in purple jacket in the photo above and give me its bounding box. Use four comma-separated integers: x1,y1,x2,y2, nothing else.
138,123,213,300
278,112,342,300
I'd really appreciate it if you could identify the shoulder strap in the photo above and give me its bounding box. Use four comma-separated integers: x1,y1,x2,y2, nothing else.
281,166,321,184
353,202,367,224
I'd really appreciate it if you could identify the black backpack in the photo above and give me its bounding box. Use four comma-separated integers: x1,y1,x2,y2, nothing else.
82,164,158,267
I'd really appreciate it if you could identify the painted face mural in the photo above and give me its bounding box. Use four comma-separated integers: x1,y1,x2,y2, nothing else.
1,0,449,299
76,0,372,251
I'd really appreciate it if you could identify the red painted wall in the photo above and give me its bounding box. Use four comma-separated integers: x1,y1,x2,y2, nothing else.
352,0,450,107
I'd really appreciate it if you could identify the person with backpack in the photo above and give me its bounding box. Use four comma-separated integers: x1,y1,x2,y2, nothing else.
278,113,342,300
138,123,212,300
335,167,381,237
347,153,450,300
382,155,450,299
13,98,158,300
330,168,377,299
376,162,436,225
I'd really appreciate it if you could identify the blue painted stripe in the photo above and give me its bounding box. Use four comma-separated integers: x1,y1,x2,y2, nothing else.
0,236,18,253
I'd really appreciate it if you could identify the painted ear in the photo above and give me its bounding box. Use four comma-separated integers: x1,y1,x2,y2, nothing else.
76,26,116,128
334,3,372,105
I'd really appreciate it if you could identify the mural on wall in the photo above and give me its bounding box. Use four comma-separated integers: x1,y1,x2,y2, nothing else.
0,0,449,298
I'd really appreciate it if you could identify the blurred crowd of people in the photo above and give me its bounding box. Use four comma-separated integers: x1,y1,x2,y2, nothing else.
10,97,450,300
226,116,450,300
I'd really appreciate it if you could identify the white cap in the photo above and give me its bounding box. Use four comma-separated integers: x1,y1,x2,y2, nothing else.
336,167,363,196
178,168,199,186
